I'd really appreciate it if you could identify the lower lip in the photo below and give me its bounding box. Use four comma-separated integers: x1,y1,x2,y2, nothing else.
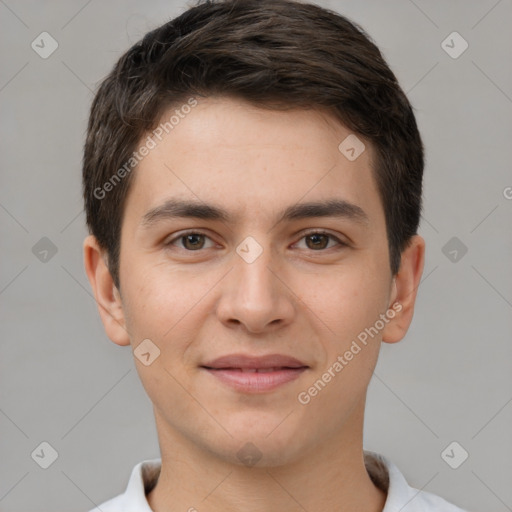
202,367,308,393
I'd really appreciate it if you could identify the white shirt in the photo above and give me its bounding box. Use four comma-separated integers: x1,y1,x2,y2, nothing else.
89,451,468,511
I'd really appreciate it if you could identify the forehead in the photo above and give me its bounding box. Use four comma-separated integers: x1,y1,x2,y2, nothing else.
123,96,384,229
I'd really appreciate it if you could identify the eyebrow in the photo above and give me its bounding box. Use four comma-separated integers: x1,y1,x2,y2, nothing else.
140,198,369,228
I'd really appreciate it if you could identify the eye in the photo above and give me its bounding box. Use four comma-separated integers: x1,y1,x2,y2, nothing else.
165,231,216,251
294,230,346,251
164,230,347,253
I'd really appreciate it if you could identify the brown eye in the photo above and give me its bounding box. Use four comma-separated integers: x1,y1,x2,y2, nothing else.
182,233,206,250
293,230,347,251
165,231,215,251
305,233,330,250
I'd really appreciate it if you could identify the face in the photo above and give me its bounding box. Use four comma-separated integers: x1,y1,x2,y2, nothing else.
88,96,419,467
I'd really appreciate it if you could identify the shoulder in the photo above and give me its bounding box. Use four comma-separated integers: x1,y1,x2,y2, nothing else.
88,493,125,512
364,451,469,512
410,489,469,511
87,458,161,512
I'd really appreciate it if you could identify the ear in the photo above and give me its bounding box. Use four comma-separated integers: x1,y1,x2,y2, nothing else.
382,235,425,344
83,235,131,346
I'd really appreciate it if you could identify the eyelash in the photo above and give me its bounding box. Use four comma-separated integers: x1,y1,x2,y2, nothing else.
164,229,347,251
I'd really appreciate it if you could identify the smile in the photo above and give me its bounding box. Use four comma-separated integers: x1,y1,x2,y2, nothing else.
201,366,308,393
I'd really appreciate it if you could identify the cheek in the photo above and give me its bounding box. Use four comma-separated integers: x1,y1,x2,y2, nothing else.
120,267,201,412
120,259,219,352
294,261,390,346
293,267,387,421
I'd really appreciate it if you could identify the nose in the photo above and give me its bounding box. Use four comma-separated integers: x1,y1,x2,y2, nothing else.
215,244,296,334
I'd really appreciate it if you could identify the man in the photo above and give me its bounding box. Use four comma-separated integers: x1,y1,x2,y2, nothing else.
83,0,468,510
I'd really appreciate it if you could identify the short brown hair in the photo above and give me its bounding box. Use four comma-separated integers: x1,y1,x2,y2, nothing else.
83,0,423,290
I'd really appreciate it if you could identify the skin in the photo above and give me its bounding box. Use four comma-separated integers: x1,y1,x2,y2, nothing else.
84,96,425,512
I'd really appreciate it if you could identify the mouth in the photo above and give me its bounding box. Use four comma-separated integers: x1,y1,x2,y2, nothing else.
200,354,309,393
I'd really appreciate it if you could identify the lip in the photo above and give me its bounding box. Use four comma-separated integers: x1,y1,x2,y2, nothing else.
202,353,307,370
200,353,309,393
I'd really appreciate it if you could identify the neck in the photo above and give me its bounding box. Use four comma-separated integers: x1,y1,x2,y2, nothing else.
147,399,386,512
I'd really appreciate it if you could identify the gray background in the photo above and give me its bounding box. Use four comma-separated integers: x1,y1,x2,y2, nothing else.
1,0,511,511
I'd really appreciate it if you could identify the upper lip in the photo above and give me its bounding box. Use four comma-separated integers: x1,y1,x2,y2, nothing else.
201,353,308,370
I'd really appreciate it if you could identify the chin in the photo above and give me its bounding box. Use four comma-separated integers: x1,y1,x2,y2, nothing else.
210,420,313,468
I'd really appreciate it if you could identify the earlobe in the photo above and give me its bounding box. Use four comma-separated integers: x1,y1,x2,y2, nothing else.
382,235,425,344
83,235,131,346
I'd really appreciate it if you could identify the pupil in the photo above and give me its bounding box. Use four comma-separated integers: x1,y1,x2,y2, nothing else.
308,234,328,249
184,234,204,250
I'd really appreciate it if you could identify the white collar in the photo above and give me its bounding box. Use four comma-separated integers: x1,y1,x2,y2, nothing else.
90,451,467,511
